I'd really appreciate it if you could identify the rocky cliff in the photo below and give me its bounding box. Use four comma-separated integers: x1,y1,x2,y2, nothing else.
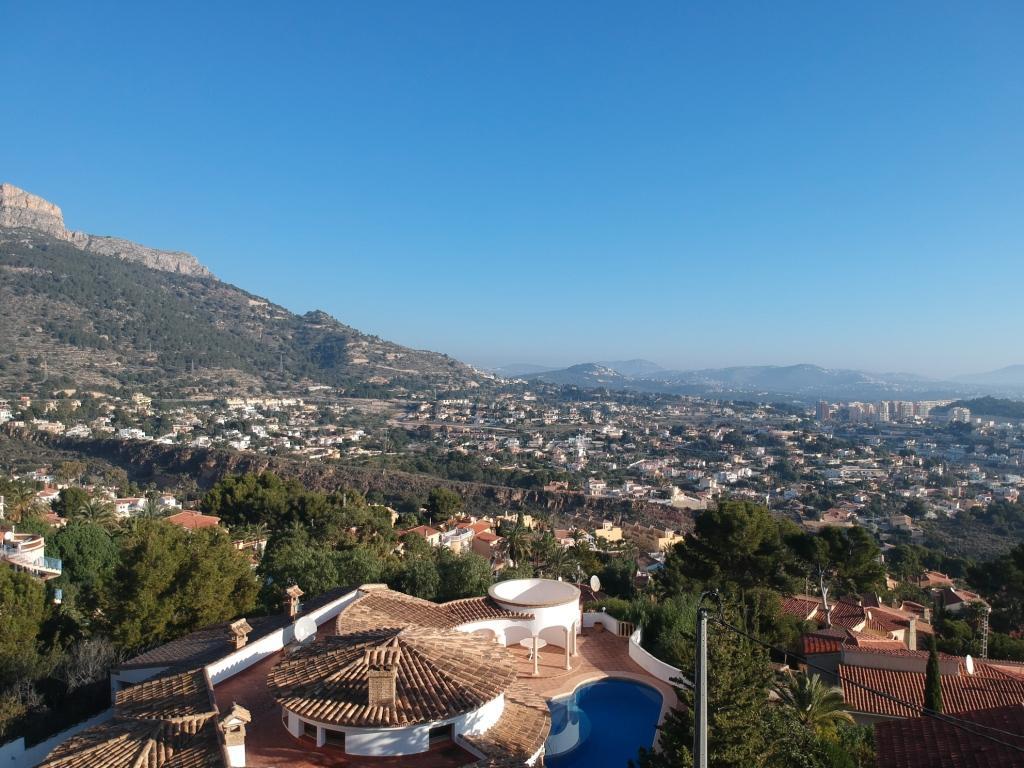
0,182,211,277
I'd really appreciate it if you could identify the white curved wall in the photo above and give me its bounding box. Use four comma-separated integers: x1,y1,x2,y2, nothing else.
284,693,505,757
628,628,690,687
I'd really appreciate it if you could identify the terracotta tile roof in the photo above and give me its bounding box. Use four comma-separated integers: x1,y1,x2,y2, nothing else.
39,670,223,768
118,613,291,671
441,596,533,625
874,703,1024,768
165,510,222,531
802,633,843,655
781,595,822,621
37,720,165,768
337,587,532,634
116,668,218,724
840,661,1024,718
267,626,517,728
461,682,551,760
338,589,457,632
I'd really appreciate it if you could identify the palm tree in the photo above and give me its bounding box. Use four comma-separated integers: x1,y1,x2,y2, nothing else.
503,518,532,566
774,672,853,731
75,498,118,529
543,545,572,580
4,484,38,523
140,497,164,519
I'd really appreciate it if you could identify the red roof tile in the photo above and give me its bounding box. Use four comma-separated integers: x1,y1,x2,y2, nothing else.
874,703,1024,768
841,662,1024,719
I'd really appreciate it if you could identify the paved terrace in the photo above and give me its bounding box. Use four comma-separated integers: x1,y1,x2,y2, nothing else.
212,623,676,767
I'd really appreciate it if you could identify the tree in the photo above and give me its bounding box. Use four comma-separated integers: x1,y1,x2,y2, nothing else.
52,487,90,519
107,519,257,648
73,498,117,530
659,501,795,598
334,547,384,588
3,483,39,523
634,609,772,768
395,557,440,600
426,488,463,521
774,672,854,731
924,636,943,713
259,525,343,601
0,567,46,687
56,460,86,485
436,550,492,602
51,521,119,617
600,550,638,599
502,514,532,566
815,527,885,595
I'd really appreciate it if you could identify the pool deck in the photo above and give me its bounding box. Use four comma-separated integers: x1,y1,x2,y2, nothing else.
509,627,679,725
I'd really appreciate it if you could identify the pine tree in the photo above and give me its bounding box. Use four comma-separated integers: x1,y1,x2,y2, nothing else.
633,616,772,768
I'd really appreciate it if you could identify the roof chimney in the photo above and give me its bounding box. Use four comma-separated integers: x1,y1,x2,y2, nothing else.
218,702,251,768
284,584,304,621
365,645,401,709
907,616,918,652
228,618,253,650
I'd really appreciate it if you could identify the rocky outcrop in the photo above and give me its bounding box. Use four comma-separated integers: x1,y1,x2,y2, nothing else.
0,182,211,277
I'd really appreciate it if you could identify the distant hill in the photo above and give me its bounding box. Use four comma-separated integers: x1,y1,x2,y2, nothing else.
956,365,1024,387
527,363,636,390
0,186,483,397
528,361,986,402
597,359,665,377
491,363,558,378
933,396,1024,420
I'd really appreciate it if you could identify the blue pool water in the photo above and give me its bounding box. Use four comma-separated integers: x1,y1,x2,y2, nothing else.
545,679,662,768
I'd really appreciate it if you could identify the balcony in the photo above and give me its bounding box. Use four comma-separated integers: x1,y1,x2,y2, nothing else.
1,532,62,579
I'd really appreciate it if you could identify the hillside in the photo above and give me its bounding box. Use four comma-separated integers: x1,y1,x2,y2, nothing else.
933,396,1024,421
0,226,482,397
527,361,981,401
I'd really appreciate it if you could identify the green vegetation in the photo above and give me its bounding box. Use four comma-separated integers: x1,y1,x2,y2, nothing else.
935,396,1024,420
0,229,477,394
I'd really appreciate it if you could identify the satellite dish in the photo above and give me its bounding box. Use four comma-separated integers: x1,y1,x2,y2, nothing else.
965,654,975,675
294,616,317,645
590,575,602,594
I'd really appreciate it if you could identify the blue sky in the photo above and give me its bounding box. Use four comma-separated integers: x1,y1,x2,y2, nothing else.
2,2,1022,377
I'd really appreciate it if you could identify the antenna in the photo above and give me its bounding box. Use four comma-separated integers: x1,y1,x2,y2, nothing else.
590,574,602,594
294,616,316,645
965,654,975,675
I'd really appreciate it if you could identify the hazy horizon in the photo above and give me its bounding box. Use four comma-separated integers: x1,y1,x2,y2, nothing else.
3,2,1022,379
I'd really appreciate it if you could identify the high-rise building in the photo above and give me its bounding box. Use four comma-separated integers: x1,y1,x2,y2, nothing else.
816,401,832,421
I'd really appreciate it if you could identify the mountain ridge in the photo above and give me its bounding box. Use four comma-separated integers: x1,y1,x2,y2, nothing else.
0,182,211,277
0,218,482,397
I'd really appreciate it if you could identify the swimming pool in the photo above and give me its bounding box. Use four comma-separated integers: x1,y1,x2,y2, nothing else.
545,678,662,767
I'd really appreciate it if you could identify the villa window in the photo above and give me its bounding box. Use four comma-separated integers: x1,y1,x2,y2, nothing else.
302,721,318,741
324,729,346,748
429,724,453,745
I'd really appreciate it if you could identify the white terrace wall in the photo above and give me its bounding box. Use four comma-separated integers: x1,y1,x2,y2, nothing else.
581,610,620,634
207,589,359,684
628,628,690,687
0,708,114,768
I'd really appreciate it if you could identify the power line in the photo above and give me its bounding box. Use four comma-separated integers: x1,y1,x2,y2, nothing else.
709,616,1024,755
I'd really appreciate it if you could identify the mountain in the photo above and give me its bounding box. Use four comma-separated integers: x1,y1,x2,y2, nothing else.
932,396,1024,420
956,365,1024,387
0,183,210,277
527,363,634,389
596,359,665,377
0,184,482,396
528,361,989,402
